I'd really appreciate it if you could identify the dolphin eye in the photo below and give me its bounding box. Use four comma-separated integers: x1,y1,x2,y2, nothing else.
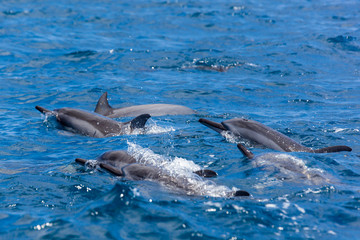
242,118,248,121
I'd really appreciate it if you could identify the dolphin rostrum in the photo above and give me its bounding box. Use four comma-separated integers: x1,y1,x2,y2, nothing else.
35,106,150,138
75,150,250,197
94,92,196,118
199,118,352,153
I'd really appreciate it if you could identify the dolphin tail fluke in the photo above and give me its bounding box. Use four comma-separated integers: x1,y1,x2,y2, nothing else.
99,163,124,176
199,118,226,133
194,169,218,178
129,114,151,130
237,143,254,159
35,106,52,114
313,145,352,153
94,92,113,116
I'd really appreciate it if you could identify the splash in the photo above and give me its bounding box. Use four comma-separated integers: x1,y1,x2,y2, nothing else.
254,153,331,185
221,131,238,143
116,120,175,136
144,120,176,135
127,142,238,197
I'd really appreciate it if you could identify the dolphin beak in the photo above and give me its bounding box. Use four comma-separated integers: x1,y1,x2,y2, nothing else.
199,118,226,133
75,158,88,165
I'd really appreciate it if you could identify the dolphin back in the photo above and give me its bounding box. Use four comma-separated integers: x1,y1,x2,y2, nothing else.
94,92,195,118
98,150,136,164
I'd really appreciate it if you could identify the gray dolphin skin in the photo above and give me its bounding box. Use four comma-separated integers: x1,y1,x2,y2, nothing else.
237,143,332,185
35,106,151,138
94,92,196,118
199,118,352,153
75,150,250,197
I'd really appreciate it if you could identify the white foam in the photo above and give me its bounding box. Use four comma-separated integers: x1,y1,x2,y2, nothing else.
127,142,239,197
245,62,260,68
265,203,277,209
221,131,238,143
85,160,98,168
119,121,175,136
328,127,359,134
294,204,305,214
333,127,345,133
282,202,290,209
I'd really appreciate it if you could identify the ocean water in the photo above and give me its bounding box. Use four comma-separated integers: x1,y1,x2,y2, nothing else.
1,0,360,239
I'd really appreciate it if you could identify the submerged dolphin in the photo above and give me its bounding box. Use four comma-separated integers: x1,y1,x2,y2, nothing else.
237,143,331,185
35,106,150,138
94,92,196,118
199,118,352,153
75,150,250,197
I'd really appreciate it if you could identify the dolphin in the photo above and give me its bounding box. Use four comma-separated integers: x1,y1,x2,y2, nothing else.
35,106,151,138
237,143,334,185
237,143,332,185
94,92,196,118
199,118,352,153
75,150,250,197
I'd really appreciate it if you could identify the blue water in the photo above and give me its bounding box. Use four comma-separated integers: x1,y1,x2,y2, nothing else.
1,0,360,239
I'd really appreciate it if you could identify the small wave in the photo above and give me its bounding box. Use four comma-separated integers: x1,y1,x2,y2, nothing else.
0,168,24,175
325,127,359,134
245,62,260,68
2,10,29,16
190,57,243,72
288,99,317,104
327,35,360,52
64,50,97,58
327,35,355,44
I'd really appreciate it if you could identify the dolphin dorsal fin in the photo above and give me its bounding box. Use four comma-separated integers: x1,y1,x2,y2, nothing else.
313,145,352,153
233,190,250,197
129,114,151,130
237,143,255,159
194,169,218,178
94,92,113,116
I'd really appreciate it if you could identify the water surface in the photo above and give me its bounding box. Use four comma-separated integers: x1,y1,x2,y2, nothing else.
1,0,360,239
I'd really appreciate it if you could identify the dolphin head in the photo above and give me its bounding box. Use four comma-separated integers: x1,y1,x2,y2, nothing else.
223,118,299,151
199,117,261,136
221,118,258,136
